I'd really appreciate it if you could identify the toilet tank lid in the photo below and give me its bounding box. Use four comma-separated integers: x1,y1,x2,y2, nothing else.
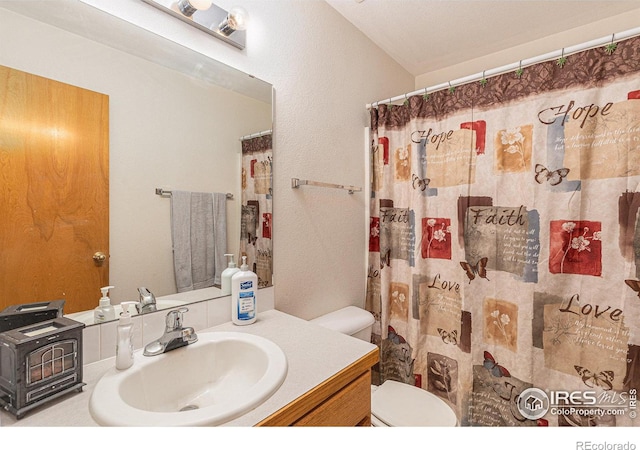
310,306,374,335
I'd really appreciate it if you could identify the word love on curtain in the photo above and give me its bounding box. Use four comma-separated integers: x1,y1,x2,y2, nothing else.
366,35,640,427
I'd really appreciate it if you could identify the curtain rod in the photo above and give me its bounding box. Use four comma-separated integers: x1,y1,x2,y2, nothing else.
367,26,640,109
240,129,272,141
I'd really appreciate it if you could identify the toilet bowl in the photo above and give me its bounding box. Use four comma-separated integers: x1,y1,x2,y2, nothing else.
370,380,457,426
310,306,458,427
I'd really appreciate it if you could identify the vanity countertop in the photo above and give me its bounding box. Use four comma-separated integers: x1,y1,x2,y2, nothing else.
0,309,378,427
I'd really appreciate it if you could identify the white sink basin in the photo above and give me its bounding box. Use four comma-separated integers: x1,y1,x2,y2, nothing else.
65,299,187,326
89,331,288,426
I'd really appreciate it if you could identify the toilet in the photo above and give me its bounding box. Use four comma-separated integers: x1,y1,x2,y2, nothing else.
310,306,458,427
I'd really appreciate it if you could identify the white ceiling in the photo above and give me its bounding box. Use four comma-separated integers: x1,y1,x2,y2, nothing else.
325,0,640,77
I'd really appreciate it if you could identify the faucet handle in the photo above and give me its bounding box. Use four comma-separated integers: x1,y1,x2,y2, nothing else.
166,307,189,330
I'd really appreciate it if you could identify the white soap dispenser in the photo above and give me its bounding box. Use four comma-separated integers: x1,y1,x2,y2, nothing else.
231,255,257,325
220,253,240,295
94,285,116,324
116,301,137,370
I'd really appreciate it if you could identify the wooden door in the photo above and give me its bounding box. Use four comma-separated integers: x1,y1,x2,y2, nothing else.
0,65,109,315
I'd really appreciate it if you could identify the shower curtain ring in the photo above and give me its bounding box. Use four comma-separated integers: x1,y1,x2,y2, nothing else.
557,48,567,68
423,87,429,101
516,60,524,78
605,33,617,55
448,81,455,94
479,70,488,87
404,93,409,106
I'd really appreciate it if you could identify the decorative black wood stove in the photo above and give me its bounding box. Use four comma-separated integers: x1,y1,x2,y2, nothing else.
0,316,85,419
0,300,66,333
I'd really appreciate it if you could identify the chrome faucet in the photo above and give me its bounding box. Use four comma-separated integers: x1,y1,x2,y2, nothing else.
143,307,198,356
136,287,157,314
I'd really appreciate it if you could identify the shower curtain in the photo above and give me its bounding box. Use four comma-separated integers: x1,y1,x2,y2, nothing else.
240,133,273,288
366,35,640,427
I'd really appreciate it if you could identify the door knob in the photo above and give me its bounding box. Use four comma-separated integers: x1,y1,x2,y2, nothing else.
93,252,107,264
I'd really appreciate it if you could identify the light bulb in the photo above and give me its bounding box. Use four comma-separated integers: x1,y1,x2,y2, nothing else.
227,6,249,31
217,6,249,36
177,0,212,17
190,0,212,8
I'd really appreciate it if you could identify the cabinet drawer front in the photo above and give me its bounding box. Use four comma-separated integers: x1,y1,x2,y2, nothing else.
293,371,370,426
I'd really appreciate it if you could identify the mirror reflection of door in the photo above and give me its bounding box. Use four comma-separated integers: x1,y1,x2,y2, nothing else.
0,65,109,314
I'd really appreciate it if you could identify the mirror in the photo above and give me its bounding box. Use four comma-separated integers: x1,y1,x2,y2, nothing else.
0,1,273,324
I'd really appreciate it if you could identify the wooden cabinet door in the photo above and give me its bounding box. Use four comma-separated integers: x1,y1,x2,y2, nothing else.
0,65,109,314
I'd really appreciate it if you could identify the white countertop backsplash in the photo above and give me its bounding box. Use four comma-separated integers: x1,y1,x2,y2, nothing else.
79,286,244,364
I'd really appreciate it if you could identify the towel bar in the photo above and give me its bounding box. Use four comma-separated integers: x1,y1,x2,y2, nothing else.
155,188,233,199
291,178,361,194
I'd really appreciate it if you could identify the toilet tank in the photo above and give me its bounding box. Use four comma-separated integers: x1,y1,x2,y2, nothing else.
310,306,374,342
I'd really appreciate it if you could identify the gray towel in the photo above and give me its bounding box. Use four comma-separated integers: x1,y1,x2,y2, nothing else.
171,191,227,292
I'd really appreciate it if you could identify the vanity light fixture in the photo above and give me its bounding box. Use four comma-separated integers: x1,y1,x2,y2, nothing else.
141,0,249,49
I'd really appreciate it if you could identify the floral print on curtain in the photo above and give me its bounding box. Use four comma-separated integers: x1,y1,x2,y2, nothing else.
366,35,640,427
240,133,273,288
